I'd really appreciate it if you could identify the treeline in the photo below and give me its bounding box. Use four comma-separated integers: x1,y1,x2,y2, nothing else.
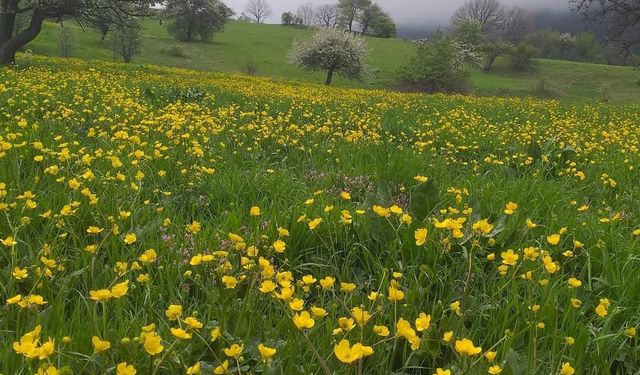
280,0,396,39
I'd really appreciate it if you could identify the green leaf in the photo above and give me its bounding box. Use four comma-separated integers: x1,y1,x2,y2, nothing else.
409,180,440,221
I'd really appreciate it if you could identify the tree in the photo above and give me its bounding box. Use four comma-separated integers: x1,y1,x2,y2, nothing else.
508,42,537,71
369,11,396,38
359,3,384,35
296,3,315,26
166,0,233,42
109,19,142,63
244,0,271,24
315,4,338,28
281,12,294,26
289,28,368,85
502,6,533,43
399,36,482,93
452,0,506,34
0,0,152,65
571,0,640,53
337,0,371,32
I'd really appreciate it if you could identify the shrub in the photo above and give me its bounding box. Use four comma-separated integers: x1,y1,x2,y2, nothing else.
58,25,74,58
398,36,481,93
509,42,537,71
243,59,259,76
161,45,188,58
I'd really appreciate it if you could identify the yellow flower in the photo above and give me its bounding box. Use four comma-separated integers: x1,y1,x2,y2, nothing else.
340,282,357,293
472,219,493,235
210,327,221,341
504,202,518,215
183,316,203,330
388,285,404,301
250,206,261,216
223,343,244,358
319,276,335,289
186,362,201,375
139,249,157,263
340,191,351,200
111,280,129,298
547,234,560,245
259,279,277,293
221,275,238,289
595,298,610,317
565,336,575,345
415,312,431,331
351,307,371,326
485,351,497,361
373,325,390,337
454,338,482,356
142,332,163,355
372,205,391,217
272,240,286,253
186,221,201,234
171,327,192,340
289,298,305,311
433,369,451,375
308,218,322,230
213,360,229,374
12,267,28,280
414,175,429,183
116,362,137,375
92,336,111,353
560,362,575,375
2,236,17,246
292,311,315,330
86,226,103,234
333,339,374,364
567,277,582,288
165,304,183,320
415,228,428,246
450,300,462,316
311,306,328,317
525,218,537,229
90,289,112,301
501,249,518,266
124,233,137,245
624,327,637,338
443,331,454,342
488,365,502,374
339,317,356,331
258,343,277,360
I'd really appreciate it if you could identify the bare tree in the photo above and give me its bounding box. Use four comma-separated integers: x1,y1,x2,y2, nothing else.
244,0,272,24
571,0,640,53
452,0,506,34
296,3,315,26
315,4,339,28
502,6,533,42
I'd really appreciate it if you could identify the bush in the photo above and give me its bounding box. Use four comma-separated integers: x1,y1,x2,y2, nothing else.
161,45,188,58
398,36,481,93
509,42,537,71
109,21,143,63
243,59,259,76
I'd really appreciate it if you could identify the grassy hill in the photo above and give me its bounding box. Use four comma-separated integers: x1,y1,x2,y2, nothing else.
23,19,640,102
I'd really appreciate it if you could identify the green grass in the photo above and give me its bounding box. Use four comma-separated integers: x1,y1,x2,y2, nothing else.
24,20,640,102
1,55,640,375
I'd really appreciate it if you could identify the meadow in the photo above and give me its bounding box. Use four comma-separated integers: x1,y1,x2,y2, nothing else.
1,56,640,374
23,20,640,103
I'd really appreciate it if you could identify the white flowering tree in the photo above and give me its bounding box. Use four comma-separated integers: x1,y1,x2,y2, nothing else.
288,28,368,85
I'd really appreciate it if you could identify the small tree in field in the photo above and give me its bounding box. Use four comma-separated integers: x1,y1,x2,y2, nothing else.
167,0,234,42
109,20,143,63
289,28,368,85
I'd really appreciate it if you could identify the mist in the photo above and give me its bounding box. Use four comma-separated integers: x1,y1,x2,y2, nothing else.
223,0,572,28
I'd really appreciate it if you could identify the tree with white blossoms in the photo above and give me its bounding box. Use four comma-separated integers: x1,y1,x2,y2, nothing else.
288,28,368,85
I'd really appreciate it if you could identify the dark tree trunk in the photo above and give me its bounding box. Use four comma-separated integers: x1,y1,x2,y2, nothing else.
0,7,44,65
484,55,497,71
0,0,18,46
325,67,334,85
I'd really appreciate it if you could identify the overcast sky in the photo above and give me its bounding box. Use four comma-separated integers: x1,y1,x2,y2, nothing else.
224,0,570,26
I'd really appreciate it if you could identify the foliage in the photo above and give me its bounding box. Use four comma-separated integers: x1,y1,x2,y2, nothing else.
508,42,538,71
166,0,234,42
399,36,481,93
289,28,368,85
337,0,371,32
244,0,272,24
1,56,640,374
108,20,143,63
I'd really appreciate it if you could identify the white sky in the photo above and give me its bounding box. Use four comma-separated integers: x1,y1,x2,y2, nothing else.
225,0,570,26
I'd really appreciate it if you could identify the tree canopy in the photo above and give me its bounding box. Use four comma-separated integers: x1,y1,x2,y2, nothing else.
166,0,234,42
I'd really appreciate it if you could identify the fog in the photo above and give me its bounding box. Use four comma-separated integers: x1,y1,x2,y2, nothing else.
223,0,571,27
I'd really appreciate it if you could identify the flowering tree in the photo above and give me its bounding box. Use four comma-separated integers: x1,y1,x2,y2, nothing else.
288,28,368,85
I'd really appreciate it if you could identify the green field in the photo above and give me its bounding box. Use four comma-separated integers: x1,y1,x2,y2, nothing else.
23,20,640,102
1,55,640,374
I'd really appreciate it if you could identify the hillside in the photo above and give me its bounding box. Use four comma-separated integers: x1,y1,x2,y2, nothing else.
23,20,640,102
